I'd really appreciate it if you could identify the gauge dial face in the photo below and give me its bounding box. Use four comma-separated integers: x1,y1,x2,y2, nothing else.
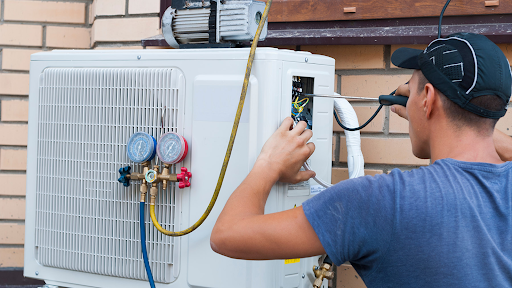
157,132,187,164
127,132,156,163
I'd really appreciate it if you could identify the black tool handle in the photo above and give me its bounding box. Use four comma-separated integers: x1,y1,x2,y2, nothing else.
379,95,408,107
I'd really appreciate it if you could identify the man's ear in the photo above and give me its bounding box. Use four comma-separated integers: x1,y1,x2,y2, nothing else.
423,83,436,119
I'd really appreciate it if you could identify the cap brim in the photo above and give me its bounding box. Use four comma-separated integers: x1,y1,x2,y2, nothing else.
391,47,422,69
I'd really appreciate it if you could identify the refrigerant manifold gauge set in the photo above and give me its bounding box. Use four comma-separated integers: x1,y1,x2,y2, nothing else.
118,131,192,189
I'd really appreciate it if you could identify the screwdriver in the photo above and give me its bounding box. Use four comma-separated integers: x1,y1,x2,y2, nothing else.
302,94,409,107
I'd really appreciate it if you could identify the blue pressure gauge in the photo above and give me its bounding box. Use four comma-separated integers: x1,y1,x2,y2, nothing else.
127,132,157,163
157,132,188,164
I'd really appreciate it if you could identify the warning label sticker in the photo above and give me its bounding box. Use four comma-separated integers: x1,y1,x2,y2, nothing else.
285,258,301,265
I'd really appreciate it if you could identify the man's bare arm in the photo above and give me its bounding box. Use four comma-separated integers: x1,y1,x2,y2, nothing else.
493,129,512,161
210,118,326,260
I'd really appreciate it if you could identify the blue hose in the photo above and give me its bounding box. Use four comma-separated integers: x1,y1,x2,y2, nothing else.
140,202,156,288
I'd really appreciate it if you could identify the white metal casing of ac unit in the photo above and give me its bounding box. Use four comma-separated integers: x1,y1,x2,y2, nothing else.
24,48,334,288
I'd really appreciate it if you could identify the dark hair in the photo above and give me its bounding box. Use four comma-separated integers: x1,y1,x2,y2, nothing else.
416,72,505,133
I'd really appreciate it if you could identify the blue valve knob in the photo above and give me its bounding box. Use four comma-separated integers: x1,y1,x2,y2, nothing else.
118,166,132,187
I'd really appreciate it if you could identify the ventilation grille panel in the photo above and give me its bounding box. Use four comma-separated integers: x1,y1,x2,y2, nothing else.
35,68,184,284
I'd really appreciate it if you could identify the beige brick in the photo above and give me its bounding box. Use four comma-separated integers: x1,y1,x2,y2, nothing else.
496,109,512,136
334,105,384,133
340,137,430,166
129,0,160,14
2,49,41,71
0,74,30,96
0,198,25,220
94,0,126,16
0,223,24,244
332,136,336,161
92,18,160,43
341,74,412,98
302,45,385,70
0,24,42,47
0,248,24,267
389,110,410,134
332,167,383,184
337,264,366,288
4,0,85,24
0,149,27,171
1,100,29,122
89,1,95,24
498,44,512,65
390,44,427,68
334,74,338,93
46,26,91,49
0,125,28,146
0,174,26,196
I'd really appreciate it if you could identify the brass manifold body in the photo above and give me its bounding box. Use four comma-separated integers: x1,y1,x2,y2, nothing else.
122,162,192,205
313,262,335,288
125,162,182,203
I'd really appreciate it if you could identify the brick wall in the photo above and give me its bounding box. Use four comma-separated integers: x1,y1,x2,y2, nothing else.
1,2,512,287
0,0,93,268
0,0,165,270
91,0,161,49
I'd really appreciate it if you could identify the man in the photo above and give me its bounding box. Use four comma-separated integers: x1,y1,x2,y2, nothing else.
211,33,512,287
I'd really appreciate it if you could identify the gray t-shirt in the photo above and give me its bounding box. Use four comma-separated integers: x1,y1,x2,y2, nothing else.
303,158,512,287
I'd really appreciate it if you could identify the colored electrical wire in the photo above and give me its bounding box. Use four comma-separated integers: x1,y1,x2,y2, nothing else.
140,202,156,288
334,104,383,132
334,88,399,131
438,0,452,38
149,0,273,237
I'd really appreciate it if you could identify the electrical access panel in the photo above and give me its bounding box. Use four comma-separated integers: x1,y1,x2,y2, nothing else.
24,48,334,288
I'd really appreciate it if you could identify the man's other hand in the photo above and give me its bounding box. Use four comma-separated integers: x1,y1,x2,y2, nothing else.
256,117,316,184
391,83,512,162
391,83,409,120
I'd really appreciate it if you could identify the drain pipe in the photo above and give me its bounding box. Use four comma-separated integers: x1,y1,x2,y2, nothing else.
333,98,365,179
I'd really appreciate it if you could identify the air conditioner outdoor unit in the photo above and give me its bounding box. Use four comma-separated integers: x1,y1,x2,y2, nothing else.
24,48,335,288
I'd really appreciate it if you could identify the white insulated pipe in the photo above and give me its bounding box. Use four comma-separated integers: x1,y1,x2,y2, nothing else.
333,98,365,179
305,97,365,188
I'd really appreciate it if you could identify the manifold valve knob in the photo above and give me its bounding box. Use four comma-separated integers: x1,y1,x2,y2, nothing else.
118,166,132,187
177,167,192,189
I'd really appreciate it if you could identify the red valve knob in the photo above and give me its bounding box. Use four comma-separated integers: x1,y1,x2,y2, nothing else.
177,167,192,189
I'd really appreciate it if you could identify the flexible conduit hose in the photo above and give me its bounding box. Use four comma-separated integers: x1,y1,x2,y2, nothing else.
149,0,273,237
140,202,156,288
303,98,365,188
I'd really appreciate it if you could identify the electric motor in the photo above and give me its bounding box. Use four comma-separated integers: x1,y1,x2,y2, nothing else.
162,0,268,48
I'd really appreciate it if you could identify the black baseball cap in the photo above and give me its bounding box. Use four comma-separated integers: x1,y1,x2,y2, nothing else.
391,32,512,119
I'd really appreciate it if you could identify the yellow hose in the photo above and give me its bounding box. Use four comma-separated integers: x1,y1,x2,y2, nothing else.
150,0,273,237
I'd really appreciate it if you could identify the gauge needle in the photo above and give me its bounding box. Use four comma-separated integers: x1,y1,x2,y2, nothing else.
167,142,175,155
137,142,142,153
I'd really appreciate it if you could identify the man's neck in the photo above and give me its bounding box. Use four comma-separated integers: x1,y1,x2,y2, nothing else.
429,122,503,164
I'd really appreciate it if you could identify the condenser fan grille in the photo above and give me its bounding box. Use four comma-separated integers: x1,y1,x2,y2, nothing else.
35,68,184,283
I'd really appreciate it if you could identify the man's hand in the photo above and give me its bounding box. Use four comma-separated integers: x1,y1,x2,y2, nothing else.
390,83,409,120
211,117,325,260
256,117,316,184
